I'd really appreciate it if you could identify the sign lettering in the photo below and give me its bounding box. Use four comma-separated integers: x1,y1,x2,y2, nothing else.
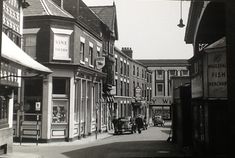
207,51,227,98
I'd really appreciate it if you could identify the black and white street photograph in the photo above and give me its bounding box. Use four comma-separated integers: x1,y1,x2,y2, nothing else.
0,0,234,158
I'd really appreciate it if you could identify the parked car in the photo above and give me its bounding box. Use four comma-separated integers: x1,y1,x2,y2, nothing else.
153,115,165,127
114,117,134,134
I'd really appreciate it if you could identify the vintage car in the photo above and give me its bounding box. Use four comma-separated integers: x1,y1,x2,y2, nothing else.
114,117,134,134
153,115,165,127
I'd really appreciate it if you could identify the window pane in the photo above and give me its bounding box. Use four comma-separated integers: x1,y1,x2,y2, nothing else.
53,78,67,94
52,100,68,123
89,46,93,65
80,42,85,61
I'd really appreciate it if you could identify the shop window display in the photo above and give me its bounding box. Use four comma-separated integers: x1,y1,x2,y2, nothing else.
52,100,67,123
52,78,69,124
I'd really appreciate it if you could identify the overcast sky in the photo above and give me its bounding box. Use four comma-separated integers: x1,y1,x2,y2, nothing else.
83,0,193,60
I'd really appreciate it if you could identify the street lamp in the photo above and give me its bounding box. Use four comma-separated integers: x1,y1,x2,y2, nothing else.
177,0,185,28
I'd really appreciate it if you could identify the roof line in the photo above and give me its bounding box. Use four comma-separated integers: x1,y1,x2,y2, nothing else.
47,0,74,18
40,0,51,15
88,5,114,8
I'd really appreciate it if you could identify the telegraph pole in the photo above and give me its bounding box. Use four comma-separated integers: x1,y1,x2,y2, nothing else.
0,0,3,76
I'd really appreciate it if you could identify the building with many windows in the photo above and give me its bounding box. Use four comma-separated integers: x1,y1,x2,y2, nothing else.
137,60,189,122
114,47,152,121
14,0,115,143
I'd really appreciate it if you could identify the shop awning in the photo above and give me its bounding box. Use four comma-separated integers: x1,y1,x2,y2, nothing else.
1,32,52,74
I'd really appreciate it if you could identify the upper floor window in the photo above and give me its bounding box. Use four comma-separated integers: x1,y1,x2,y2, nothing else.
156,83,164,96
137,67,139,77
80,37,85,63
23,34,37,59
156,70,163,80
133,65,135,75
120,61,123,74
97,47,101,57
127,64,129,77
51,28,73,61
124,62,126,75
181,70,189,76
89,42,94,66
23,28,40,59
115,57,118,73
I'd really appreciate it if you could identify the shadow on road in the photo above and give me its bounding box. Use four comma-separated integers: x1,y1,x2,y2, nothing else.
62,140,186,158
160,129,171,135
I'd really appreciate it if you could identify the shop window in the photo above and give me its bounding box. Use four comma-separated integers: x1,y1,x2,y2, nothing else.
24,79,42,121
52,78,69,123
81,80,86,122
23,34,37,59
0,96,8,128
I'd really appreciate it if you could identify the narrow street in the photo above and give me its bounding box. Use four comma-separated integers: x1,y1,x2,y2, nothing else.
10,122,190,158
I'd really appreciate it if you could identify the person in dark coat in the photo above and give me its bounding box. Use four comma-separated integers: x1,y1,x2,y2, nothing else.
112,116,118,134
130,117,136,133
135,115,144,133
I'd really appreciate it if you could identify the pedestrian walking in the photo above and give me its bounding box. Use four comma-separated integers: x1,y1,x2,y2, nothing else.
135,115,144,134
130,117,136,133
112,116,118,134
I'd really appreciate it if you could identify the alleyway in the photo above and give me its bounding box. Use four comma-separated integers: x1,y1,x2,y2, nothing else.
5,122,191,158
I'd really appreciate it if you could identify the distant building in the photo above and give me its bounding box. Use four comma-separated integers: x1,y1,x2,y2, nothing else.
114,47,152,120
89,3,119,131
137,59,189,121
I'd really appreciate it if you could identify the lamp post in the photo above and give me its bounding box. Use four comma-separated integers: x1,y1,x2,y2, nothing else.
0,0,3,77
177,0,185,28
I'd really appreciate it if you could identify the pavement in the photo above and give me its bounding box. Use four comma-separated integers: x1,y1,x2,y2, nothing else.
0,131,113,158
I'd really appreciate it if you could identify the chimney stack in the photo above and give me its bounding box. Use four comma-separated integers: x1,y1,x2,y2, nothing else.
122,47,133,59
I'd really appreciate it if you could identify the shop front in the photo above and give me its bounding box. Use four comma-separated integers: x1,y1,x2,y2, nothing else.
189,37,227,156
0,32,51,153
150,96,172,120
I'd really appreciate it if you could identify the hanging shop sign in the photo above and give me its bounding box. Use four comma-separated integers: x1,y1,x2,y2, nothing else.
207,50,227,98
135,86,142,101
95,57,105,70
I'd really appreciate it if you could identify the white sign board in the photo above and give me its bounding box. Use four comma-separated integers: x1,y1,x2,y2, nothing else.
53,34,70,60
35,102,41,111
